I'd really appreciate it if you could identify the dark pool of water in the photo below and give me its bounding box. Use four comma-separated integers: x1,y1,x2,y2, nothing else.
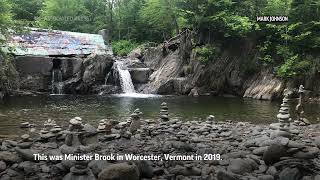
0,95,319,135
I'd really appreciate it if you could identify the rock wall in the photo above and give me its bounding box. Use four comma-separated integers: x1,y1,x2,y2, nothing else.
243,70,284,100
138,35,288,100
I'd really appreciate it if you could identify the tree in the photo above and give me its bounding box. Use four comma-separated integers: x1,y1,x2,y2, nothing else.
37,0,92,33
10,0,44,24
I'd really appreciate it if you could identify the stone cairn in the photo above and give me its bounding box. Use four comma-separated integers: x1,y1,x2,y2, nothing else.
159,102,169,121
276,92,292,137
39,119,63,141
294,85,310,125
62,147,96,180
65,117,85,147
129,108,143,133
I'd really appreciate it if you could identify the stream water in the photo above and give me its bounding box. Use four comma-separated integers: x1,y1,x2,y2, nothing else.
0,95,319,136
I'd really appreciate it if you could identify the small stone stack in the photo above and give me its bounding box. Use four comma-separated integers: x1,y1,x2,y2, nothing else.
62,147,96,180
277,94,291,130
65,117,85,147
97,120,106,133
159,102,169,121
129,108,143,133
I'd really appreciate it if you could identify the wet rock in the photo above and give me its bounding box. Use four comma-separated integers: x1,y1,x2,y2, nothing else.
263,144,288,165
0,160,6,172
279,167,301,180
98,162,140,180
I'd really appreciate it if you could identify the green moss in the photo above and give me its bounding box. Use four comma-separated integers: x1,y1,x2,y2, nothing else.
111,40,138,57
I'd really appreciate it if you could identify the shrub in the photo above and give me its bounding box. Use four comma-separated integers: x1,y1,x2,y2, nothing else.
276,55,312,78
194,45,219,63
0,51,19,94
111,40,138,57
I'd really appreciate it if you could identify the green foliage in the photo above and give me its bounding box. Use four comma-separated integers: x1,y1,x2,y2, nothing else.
276,55,312,78
112,40,138,57
0,52,19,93
0,0,13,37
10,0,44,22
194,45,219,63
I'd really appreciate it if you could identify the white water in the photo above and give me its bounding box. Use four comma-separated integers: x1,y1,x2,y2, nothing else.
115,61,136,93
51,69,63,95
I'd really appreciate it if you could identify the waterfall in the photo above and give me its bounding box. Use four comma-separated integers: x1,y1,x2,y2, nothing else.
115,61,135,93
51,69,63,95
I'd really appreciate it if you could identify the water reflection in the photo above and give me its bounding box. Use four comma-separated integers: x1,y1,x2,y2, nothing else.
0,95,319,135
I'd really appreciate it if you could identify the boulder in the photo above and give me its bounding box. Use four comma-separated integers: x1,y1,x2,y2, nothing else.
15,148,39,162
227,158,257,174
83,123,98,136
216,170,238,180
133,160,154,178
98,162,140,180
88,160,111,177
263,144,288,165
129,68,151,83
0,161,7,172
128,48,142,60
0,151,22,163
279,167,301,180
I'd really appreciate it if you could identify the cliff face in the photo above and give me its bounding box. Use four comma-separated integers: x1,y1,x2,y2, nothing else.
138,34,301,100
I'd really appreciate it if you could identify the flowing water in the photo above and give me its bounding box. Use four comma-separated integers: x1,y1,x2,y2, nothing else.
115,61,135,93
0,95,319,136
51,69,64,95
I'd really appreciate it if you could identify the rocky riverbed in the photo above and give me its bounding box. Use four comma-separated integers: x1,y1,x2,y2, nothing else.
0,114,320,180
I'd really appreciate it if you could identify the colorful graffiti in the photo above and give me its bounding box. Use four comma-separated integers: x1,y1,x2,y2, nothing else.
8,28,108,56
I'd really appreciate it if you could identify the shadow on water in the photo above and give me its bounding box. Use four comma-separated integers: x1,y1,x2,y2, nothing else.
0,94,319,135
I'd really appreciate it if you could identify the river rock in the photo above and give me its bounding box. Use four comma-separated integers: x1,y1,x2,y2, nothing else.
314,136,320,148
216,170,238,180
263,144,288,165
83,123,98,136
89,160,111,177
98,162,140,180
227,158,257,174
279,167,301,180
253,146,269,155
134,160,154,178
0,151,22,163
170,165,201,176
15,148,39,162
258,175,274,180
0,161,6,172
292,147,319,159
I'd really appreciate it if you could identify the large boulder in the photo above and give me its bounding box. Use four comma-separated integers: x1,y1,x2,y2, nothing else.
129,68,151,84
98,162,140,180
83,54,114,84
263,144,288,165
128,48,142,60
